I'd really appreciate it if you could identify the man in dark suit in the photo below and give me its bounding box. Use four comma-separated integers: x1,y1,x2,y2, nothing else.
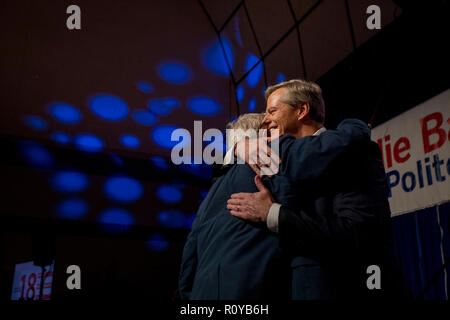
178,113,372,300
228,79,410,299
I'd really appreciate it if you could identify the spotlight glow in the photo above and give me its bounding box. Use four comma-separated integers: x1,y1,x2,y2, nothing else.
89,94,129,121
245,54,263,88
74,133,104,152
104,176,143,203
23,115,47,131
157,62,191,84
49,103,81,124
187,97,221,116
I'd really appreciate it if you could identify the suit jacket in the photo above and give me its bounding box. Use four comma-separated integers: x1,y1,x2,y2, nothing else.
178,119,372,300
277,139,411,300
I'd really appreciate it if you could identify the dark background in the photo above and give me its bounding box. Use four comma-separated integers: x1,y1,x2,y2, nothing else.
0,0,449,300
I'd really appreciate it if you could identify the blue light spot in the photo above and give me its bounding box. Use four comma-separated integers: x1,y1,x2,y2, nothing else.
133,110,158,126
49,103,81,124
18,141,54,167
185,213,197,230
157,185,182,204
157,210,186,229
146,233,169,252
89,94,129,121
157,62,191,84
179,162,212,179
200,190,208,201
236,85,244,102
120,134,140,148
230,115,238,122
74,133,104,152
54,198,89,220
51,170,89,193
51,132,71,144
150,156,169,171
277,73,287,83
203,37,234,76
104,176,143,203
171,180,186,190
151,125,190,150
234,18,243,47
109,153,125,166
98,208,134,232
187,97,221,116
147,98,180,116
24,115,47,131
245,54,263,88
136,81,154,93
248,97,256,112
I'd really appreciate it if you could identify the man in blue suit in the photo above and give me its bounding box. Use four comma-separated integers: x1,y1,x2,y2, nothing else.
178,111,372,300
228,79,410,299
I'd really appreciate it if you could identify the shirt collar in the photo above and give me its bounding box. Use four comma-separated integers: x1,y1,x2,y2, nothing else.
313,127,326,136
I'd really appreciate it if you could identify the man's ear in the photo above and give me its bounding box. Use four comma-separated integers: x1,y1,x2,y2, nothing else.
297,103,310,121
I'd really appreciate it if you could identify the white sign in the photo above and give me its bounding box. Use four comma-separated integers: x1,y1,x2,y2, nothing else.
371,89,450,216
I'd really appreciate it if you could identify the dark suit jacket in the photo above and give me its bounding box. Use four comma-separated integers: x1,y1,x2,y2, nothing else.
178,119,372,300
277,140,411,300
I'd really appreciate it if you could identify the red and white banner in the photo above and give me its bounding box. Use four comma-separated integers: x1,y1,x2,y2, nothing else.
371,89,450,216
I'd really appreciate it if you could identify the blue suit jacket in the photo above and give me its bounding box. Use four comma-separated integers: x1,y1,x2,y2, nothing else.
178,119,371,300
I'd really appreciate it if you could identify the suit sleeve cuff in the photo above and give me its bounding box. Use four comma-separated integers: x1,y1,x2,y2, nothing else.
267,203,281,233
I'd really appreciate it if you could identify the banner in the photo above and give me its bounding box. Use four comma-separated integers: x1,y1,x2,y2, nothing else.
371,89,450,216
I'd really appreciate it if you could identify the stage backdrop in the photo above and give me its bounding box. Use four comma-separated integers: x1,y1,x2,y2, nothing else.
372,89,450,299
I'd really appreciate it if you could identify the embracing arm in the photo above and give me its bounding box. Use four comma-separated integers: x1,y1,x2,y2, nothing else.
278,119,370,184
278,141,391,255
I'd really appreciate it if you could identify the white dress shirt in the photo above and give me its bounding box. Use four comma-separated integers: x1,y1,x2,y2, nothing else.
266,127,326,233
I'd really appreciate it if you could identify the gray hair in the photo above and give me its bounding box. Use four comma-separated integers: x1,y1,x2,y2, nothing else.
264,79,325,124
226,113,265,131
225,113,265,152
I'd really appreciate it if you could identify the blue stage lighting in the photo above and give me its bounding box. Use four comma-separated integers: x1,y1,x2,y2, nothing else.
146,233,169,252
248,97,256,112
89,94,129,121
74,133,104,152
157,210,186,229
23,115,47,131
151,125,190,150
156,185,182,204
185,213,197,230
54,198,89,219
179,162,212,179
187,97,221,116
147,98,180,115
237,85,244,102
277,73,287,83
49,103,81,124
157,62,191,84
51,170,89,193
19,141,54,167
104,176,143,203
98,208,134,232
51,132,71,144
120,134,140,148
245,54,263,88
132,110,158,126
136,81,154,93
203,37,234,76
150,156,169,171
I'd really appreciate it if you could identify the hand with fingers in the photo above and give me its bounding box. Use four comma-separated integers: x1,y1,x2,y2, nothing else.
234,134,281,177
227,175,274,223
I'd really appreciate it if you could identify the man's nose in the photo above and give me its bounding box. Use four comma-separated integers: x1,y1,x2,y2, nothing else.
262,114,270,125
